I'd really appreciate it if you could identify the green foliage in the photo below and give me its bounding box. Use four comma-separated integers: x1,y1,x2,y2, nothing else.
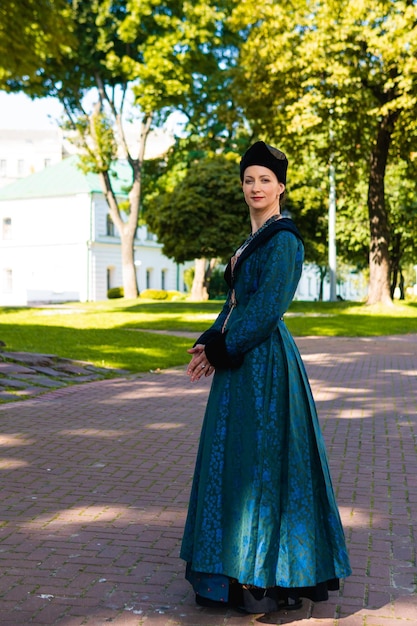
139,289,169,300
6,0,239,123
107,286,124,299
230,0,417,160
3,0,242,300
229,0,417,303
166,290,187,301
183,267,195,293
138,289,188,301
4,0,417,306
208,268,228,299
146,154,249,263
331,171,370,271
284,151,330,267
79,110,118,174
386,159,417,263
0,0,74,90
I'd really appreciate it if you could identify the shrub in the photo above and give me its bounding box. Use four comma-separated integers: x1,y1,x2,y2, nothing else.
183,267,194,292
139,289,168,300
208,268,228,300
166,290,187,301
107,286,124,299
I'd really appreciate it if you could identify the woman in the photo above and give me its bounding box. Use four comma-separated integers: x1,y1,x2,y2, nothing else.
180,141,351,614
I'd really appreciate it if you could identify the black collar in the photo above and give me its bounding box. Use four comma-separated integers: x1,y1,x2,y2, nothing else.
224,218,303,288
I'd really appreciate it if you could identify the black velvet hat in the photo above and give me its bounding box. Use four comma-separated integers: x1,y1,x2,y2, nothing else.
240,141,288,184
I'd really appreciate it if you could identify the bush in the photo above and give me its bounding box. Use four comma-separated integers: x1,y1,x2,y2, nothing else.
139,289,168,300
166,290,186,301
107,286,124,299
183,267,194,292
208,268,228,300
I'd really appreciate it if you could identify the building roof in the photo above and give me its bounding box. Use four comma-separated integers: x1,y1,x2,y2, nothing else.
0,155,131,200
0,128,61,142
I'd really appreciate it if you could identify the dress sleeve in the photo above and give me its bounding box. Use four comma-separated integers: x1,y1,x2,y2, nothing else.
203,231,302,368
193,291,232,346
225,231,303,358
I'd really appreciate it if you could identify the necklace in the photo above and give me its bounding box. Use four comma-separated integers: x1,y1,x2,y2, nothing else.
238,214,281,256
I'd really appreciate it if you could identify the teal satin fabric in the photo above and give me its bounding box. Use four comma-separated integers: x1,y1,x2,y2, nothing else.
181,229,351,598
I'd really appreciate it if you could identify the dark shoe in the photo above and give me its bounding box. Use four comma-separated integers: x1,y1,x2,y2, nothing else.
241,587,302,614
277,596,303,611
229,579,244,607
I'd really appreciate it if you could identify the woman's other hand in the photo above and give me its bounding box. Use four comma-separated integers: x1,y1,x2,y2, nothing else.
187,344,215,382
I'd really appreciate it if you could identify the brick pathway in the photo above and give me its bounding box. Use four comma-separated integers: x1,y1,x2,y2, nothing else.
0,351,127,403
0,336,416,625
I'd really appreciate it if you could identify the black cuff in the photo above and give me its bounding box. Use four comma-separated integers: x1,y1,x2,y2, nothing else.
204,331,244,370
194,328,222,347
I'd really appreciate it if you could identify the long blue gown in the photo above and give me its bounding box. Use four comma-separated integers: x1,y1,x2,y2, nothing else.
180,218,351,605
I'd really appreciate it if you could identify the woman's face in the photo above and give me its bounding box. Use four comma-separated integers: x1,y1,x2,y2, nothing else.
241,165,285,215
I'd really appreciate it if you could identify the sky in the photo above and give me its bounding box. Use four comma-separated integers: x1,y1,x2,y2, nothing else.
0,90,183,159
0,91,64,130
0,90,184,137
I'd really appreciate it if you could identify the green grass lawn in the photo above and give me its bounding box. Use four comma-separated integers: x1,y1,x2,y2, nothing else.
1,298,417,373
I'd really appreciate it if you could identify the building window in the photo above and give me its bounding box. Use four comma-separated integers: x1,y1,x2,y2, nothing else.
44,158,52,168
2,217,12,240
3,268,12,293
17,159,25,176
107,267,116,290
106,214,115,236
161,269,167,290
146,269,152,289
0,160,6,177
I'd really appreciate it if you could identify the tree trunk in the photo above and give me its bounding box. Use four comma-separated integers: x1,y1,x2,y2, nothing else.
366,113,398,305
317,266,327,301
399,271,405,300
191,258,210,300
99,170,139,299
62,81,153,302
205,258,218,286
120,225,139,299
390,232,401,299
96,114,152,300
191,258,217,300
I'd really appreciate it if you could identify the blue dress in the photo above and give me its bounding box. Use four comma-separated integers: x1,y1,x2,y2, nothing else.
180,218,351,607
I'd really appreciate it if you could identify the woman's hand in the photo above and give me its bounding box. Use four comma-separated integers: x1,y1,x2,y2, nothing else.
187,344,215,382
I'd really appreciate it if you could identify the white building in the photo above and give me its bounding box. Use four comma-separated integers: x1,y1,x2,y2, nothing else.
0,129,65,189
295,264,367,301
0,156,189,305
0,140,367,306
0,125,175,190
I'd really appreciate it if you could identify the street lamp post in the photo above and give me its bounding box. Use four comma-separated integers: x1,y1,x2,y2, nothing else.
328,158,337,301
328,105,337,304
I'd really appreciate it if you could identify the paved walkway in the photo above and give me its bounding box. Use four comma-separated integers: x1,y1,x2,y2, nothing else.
0,336,417,626
0,351,127,403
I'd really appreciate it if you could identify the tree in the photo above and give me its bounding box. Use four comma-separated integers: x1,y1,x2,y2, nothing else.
284,151,331,300
385,159,417,298
145,154,249,299
229,0,417,304
3,0,236,298
0,0,73,89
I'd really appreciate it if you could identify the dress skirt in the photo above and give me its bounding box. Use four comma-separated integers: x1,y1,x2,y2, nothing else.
180,322,351,604
181,228,351,602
